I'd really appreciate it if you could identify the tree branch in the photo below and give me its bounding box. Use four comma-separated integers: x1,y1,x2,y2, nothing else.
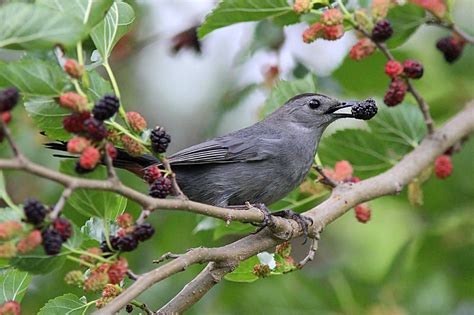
96,101,474,314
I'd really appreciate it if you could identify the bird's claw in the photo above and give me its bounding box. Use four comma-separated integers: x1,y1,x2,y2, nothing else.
250,205,313,244
271,209,313,244
251,203,276,233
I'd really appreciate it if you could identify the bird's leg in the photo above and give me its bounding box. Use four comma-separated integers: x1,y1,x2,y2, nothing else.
271,209,313,244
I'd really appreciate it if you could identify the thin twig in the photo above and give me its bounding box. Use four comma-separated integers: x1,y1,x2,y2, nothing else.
126,270,139,281
297,237,318,269
314,165,338,188
104,151,119,182
161,158,187,200
136,209,151,224
425,19,474,45
130,300,154,315
50,187,74,219
0,119,21,157
153,252,181,264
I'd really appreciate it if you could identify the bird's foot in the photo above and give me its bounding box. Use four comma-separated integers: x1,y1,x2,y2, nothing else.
271,209,313,244
251,203,276,232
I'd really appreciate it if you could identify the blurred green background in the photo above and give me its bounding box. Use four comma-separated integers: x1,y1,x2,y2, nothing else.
1,0,473,314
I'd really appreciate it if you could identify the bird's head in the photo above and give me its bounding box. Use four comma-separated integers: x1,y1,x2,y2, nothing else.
268,93,377,129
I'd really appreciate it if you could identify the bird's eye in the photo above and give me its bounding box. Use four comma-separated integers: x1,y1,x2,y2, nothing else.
308,99,320,109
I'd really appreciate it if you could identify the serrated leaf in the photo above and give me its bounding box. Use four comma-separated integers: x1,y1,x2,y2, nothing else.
24,97,71,141
386,3,426,49
37,0,114,30
224,255,260,282
90,1,135,59
261,74,317,118
10,248,68,274
319,105,426,178
0,59,68,97
0,269,32,303
86,71,113,102
59,160,127,221
0,3,85,50
198,0,297,39
38,293,93,315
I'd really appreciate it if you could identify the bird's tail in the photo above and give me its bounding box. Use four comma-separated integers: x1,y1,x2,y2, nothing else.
45,142,159,177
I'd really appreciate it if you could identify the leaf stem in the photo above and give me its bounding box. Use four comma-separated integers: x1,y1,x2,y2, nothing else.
105,120,150,148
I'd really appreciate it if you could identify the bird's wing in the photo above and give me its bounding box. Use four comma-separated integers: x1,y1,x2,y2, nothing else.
168,133,279,165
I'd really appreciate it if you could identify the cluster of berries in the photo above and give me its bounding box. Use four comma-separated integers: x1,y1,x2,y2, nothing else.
100,213,155,253
349,19,393,61
0,301,20,315
0,199,72,258
322,160,372,223
143,165,173,199
302,8,345,43
59,76,120,173
383,59,424,106
65,255,128,308
0,87,19,142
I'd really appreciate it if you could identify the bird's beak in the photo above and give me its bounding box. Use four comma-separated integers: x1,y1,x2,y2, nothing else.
325,101,358,118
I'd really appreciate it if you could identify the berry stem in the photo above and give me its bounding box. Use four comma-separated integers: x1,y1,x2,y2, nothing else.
66,254,95,268
72,79,87,98
105,120,150,148
76,41,90,88
161,158,188,200
63,244,112,264
103,62,131,130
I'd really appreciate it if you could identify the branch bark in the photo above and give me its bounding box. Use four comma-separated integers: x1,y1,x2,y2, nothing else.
96,102,474,314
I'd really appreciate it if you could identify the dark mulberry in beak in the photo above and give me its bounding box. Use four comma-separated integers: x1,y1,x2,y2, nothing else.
326,98,378,120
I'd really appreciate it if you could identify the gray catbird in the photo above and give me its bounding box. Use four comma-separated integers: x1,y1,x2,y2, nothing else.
49,93,377,234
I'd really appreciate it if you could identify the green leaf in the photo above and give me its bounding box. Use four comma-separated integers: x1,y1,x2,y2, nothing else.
86,71,113,102
261,74,317,118
81,217,119,243
198,0,297,39
386,3,426,49
0,269,32,303
10,248,68,274
247,20,284,55
90,1,135,60
0,3,85,50
0,59,68,97
24,97,71,141
318,104,426,178
37,0,114,30
224,255,260,282
59,160,127,221
38,293,93,315
64,224,85,249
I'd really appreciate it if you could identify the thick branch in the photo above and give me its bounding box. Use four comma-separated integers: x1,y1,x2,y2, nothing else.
0,158,266,225
96,102,474,314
